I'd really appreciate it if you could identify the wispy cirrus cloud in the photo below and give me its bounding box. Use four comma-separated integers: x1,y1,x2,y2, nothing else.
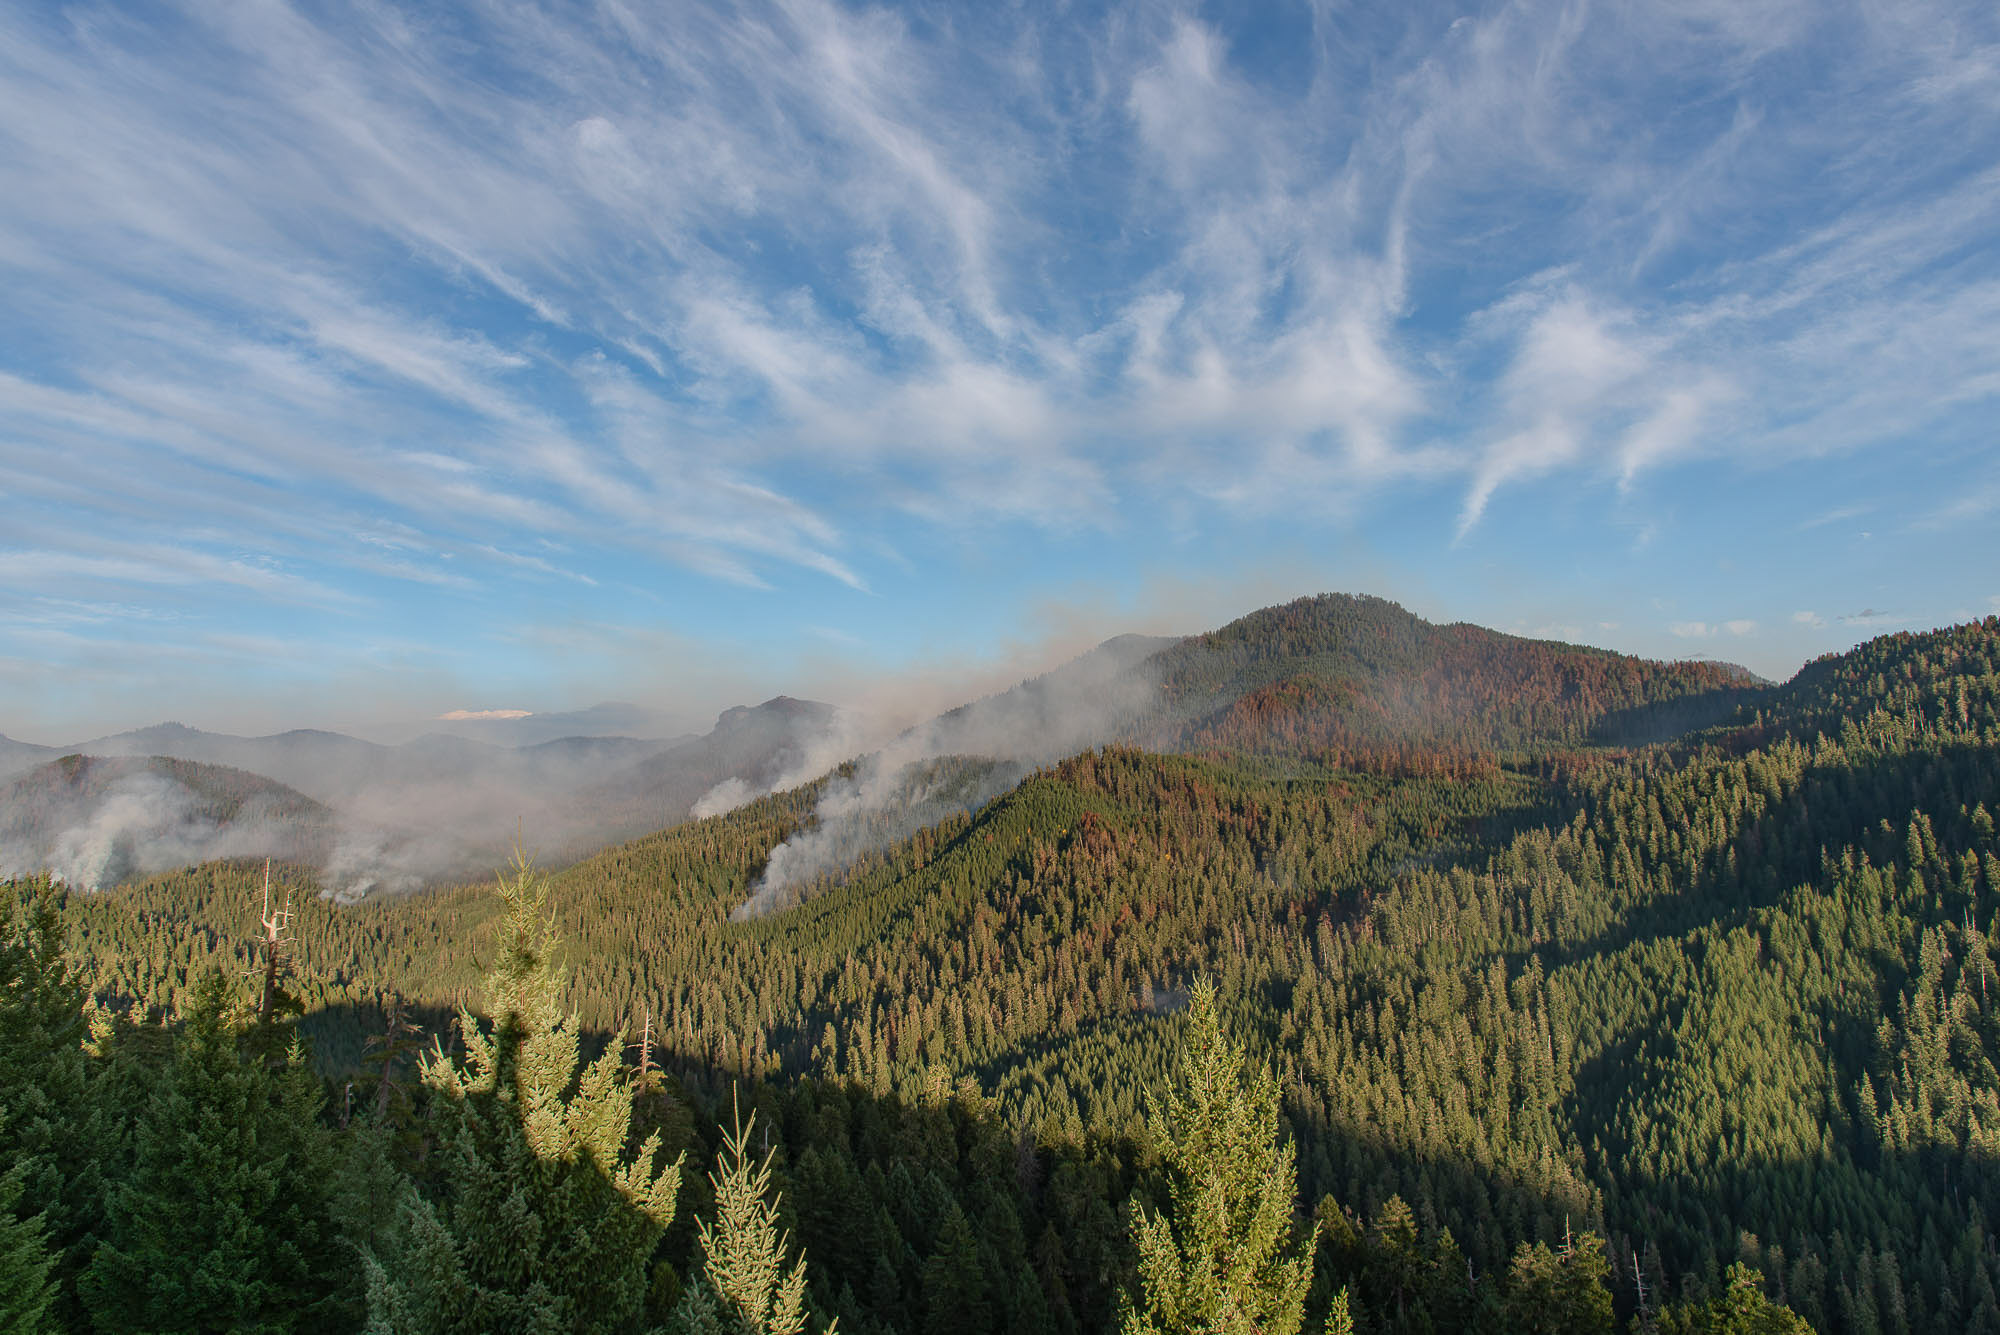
0,0,1995,729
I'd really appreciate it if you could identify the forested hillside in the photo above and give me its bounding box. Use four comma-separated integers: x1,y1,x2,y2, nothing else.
6,605,1999,1333
1134,594,1763,759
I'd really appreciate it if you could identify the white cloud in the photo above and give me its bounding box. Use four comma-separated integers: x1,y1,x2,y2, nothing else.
0,0,1995,709
1668,616,1755,639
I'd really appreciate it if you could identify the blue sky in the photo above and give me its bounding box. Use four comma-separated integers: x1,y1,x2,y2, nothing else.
2,0,1996,741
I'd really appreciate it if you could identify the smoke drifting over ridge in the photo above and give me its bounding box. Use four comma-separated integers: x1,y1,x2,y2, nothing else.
0,757,332,891
0,700,857,902
1,605,1201,903
732,634,1174,919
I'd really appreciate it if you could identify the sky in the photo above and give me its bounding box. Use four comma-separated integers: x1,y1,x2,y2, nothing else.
2,0,1996,743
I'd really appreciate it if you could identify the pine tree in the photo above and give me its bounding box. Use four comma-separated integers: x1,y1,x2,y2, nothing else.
671,1090,837,1335
1323,1287,1353,1335
364,851,682,1335
1500,1231,1615,1335
1120,978,1319,1335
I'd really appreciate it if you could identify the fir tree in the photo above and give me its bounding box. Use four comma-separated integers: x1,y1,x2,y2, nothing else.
364,851,682,1335
1324,1287,1353,1335
671,1091,836,1335
1500,1231,1615,1335
0,1127,57,1335
1660,1264,1816,1335
80,969,350,1334
1120,978,1319,1335
0,875,94,1326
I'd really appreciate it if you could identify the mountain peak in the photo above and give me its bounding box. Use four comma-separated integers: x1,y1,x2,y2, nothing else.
714,696,837,732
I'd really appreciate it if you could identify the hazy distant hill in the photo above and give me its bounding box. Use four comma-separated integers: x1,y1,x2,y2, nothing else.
0,732,60,781
53,723,396,800
0,753,333,889
579,696,847,835
424,700,687,748
911,632,1178,761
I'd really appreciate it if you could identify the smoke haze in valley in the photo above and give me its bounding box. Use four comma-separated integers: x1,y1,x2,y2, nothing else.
0,701,853,902
0,756,332,891
0,614,1195,905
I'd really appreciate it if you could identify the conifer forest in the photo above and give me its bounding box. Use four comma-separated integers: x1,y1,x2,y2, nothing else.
5,595,2000,1334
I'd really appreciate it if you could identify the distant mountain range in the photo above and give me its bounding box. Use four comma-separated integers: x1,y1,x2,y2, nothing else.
0,696,848,897
423,701,690,749
0,594,1779,896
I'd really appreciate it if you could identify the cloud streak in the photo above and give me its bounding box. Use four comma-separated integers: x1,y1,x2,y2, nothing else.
0,0,1994,724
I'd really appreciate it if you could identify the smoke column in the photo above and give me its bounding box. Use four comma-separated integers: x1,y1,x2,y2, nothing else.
733,635,1168,918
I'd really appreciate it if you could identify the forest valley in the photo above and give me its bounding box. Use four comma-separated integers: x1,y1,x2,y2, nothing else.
3,594,1999,1334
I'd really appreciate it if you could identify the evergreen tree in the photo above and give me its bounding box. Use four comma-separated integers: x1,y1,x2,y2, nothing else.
0,875,94,1326
1660,1264,1816,1335
671,1091,837,1335
364,852,682,1335
0,1129,57,1335
1500,1231,1615,1335
1324,1287,1353,1335
1120,979,1319,1335
80,969,350,1334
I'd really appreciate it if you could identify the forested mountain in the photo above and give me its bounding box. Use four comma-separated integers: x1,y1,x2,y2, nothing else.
6,600,1998,1334
1133,593,1763,760
0,754,333,890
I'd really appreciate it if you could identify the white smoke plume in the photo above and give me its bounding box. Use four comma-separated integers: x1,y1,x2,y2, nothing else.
689,706,872,820
733,635,1170,918
1,769,316,891
1,699,859,902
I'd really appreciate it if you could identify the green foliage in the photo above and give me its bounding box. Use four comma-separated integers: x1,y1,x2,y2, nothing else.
0,1134,57,1335
365,852,682,1335
40,611,2000,1335
1121,979,1317,1335
1500,1230,1615,1335
1661,1264,1817,1334
673,1092,833,1335
81,969,350,1334
1323,1287,1352,1335
0,874,95,1327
